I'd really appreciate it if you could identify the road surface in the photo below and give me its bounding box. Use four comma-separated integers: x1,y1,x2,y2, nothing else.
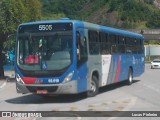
0,64,160,120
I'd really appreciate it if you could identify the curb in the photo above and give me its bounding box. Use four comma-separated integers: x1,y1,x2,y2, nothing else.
6,78,16,83
5,70,15,82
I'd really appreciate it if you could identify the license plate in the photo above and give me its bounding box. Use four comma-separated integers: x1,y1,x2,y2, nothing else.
37,90,47,94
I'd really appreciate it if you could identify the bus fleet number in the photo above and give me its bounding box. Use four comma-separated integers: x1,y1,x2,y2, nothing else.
39,25,52,31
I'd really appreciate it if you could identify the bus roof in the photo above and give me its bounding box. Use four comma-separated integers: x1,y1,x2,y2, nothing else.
19,18,144,39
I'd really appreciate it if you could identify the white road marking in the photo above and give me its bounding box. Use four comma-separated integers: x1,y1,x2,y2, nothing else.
0,81,7,89
76,117,82,120
139,82,160,93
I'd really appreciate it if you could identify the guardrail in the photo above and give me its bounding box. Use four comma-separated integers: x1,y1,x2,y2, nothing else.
127,29,160,34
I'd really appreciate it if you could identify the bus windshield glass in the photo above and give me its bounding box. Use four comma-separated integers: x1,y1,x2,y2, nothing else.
17,24,73,71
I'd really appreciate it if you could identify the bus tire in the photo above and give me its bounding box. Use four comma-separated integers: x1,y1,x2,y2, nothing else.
126,68,133,85
87,75,99,97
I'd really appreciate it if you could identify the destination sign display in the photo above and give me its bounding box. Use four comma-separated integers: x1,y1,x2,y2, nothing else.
18,22,73,33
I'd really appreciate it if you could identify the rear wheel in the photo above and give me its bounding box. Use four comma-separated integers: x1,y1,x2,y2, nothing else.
126,68,133,85
87,75,99,97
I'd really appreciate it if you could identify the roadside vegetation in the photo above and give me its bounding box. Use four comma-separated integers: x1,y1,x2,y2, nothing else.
40,0,160,28
0,0,160,78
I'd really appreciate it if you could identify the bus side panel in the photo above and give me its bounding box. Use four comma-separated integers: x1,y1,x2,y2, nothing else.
132,54,145,77
77,63,88,93
87,55,102,87
116,54,140,82
118,54,144,81
107,55,121,84
119,55,130,81
101,55,112,86
107,54,130,84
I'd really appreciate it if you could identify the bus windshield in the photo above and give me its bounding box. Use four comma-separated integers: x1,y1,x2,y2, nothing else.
17,31,73,71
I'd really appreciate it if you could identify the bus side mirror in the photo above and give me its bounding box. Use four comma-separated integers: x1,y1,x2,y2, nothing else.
80,36,86,47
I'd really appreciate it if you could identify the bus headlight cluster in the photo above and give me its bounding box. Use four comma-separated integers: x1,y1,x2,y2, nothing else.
63,71,74,83
16,74,24,84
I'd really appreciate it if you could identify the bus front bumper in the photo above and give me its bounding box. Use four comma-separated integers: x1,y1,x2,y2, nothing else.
16,80,78,94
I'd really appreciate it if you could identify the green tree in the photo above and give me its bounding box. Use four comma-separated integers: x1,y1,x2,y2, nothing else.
22,0,41,21
147,10,160,28
0,0,41,78
40,0,88,19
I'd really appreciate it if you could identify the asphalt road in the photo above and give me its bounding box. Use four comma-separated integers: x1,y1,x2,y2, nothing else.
0,64,160,120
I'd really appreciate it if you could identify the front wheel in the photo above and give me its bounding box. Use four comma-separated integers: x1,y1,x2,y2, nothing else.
87,75,99,97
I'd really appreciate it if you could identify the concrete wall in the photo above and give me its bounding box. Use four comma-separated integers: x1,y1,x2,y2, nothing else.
145,45,160,56
127,29,160,40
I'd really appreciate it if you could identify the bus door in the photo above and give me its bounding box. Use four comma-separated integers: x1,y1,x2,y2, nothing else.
76,29,88,93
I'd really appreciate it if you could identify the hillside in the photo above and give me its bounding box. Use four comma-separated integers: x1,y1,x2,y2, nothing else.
40,0,160,29
154,0,160,8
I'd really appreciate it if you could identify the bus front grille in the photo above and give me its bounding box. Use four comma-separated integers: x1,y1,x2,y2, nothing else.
26,86,58,93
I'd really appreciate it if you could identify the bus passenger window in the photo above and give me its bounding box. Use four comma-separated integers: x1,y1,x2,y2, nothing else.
88,30,100,55
118,36,125,54
132,38,137,54
125,37,132,54
99,32,110,55
137,39,143,54
109,34,117,54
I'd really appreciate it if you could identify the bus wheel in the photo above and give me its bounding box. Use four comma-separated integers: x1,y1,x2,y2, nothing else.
126,68,133,85
87,75,99,97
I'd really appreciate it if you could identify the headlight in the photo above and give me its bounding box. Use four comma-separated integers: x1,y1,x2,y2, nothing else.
16,74,24,84
63,71,74,83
